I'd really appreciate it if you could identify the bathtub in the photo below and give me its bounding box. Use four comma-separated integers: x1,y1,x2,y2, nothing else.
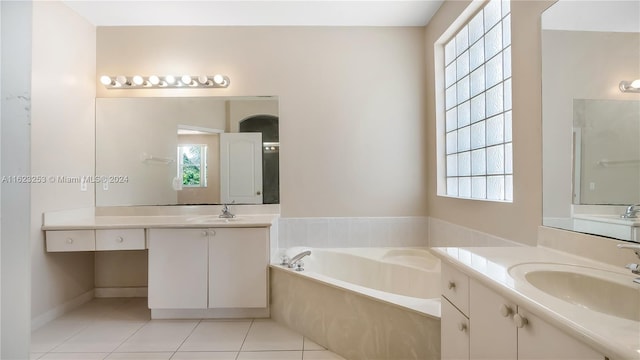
270,247,441,360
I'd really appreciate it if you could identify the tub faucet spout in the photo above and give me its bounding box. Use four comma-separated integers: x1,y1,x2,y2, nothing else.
287,250,311,271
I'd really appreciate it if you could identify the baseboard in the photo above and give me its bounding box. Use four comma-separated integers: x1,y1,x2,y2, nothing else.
31,289,95,331
94,287,148,298
151,307,269,319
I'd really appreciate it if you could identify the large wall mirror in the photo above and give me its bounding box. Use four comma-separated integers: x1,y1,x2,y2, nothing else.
96,96,279,206
542,1,640,241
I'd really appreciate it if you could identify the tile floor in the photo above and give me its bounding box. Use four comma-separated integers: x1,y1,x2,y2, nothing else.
31,298,345,360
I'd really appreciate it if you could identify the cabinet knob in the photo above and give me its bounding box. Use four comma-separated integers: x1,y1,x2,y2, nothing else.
201,231,208,237
448,281,456,290
116,236,124,243
499,304,513,317
457,322,467,332
208,230,216,237
514,313,528,328
66,238,74,244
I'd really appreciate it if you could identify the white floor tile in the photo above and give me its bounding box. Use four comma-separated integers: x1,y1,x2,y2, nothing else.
302,350,346,360
105,352,173,359
31,319,91,353
39,353,109,359
242,320,303,351
171,352,238,360
178,320,252,352
115,320,199,352
52,321,146,353
237,351,303,360
303,338,325,351
30,353,45,360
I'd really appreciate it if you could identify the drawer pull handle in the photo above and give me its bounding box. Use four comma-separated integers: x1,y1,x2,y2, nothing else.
116,236,124,243
66,238,74,244
448,281,456,290
457,322,467,332
499,304,513,317
514,313,528,328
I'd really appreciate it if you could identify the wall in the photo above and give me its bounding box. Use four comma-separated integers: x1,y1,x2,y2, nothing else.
96,26,428,217
30,1,96,326
425,0,553,246
1,1,32,357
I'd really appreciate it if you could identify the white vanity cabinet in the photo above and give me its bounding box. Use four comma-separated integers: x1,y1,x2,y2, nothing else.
441,264,606,360
147,228,209,309
208,227,269,308
148,227,270,313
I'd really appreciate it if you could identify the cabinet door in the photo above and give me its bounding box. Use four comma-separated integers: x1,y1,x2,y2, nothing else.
208,227,269,308
441,296,470,360
469,279,517,360
517,308,604,360
148,228,208,309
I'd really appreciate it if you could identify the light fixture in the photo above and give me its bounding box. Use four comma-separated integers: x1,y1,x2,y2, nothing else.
99,74,230,89
619,79,640,93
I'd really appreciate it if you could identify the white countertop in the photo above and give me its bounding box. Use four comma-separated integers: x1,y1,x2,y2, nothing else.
431,246,640,360
42,214,278,230
574,214,640,227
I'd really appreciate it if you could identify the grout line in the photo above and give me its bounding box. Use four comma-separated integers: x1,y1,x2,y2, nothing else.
174,319,203,353
235,318,255,360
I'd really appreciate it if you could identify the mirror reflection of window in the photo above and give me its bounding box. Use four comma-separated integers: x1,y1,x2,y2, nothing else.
178,145,208,187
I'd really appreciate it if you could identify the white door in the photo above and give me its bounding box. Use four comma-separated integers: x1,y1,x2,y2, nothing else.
220,133,263,204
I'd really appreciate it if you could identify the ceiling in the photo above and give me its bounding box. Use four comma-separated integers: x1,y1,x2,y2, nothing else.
62,0,444,27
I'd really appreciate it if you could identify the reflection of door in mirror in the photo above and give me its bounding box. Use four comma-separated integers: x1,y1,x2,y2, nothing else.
220,132,263,204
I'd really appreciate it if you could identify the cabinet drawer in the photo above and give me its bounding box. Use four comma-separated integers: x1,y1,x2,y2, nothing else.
46,230,95,252
96,229,145,250
442,262,470,316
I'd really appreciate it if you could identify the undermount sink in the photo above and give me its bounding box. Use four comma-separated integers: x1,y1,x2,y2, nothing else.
509,263,640,322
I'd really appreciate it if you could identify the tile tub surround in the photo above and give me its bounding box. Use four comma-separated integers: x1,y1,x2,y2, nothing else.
428,217,524,248
270,267,441,360
277,217,429,249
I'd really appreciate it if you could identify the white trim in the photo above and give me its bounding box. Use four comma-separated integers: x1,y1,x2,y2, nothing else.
151,307,269,319
31,290,94,331
94,287,147,298
572,128,582,204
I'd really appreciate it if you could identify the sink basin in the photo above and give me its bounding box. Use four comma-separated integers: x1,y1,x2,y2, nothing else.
509,263,640,321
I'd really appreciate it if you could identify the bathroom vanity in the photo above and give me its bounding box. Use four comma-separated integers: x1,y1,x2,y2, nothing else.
433,246,639,360
41,208,278,319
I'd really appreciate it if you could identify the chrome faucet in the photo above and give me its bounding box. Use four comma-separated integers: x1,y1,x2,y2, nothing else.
284,250,311,271
621,204,640,219
617,243,640,284
219,202,235,218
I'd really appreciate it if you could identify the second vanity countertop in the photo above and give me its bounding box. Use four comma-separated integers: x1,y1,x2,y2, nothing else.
431,246,640,360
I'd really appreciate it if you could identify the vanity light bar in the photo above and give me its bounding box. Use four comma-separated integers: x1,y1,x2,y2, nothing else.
619,79,640,93
99,74,230,89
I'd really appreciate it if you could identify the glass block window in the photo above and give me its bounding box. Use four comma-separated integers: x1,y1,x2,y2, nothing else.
444,0,512,202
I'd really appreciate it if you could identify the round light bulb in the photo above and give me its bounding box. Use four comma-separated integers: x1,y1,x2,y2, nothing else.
213,74,225,85
116,75,128,86
100,75,112,86
198,75,209,85
132,75,144,85
148,75,160,85
630,79,640,89
181,74,192,85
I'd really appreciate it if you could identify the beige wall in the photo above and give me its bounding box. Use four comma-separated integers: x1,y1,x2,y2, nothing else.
96,26,428,217
425,1,554,246
30,2,96,322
